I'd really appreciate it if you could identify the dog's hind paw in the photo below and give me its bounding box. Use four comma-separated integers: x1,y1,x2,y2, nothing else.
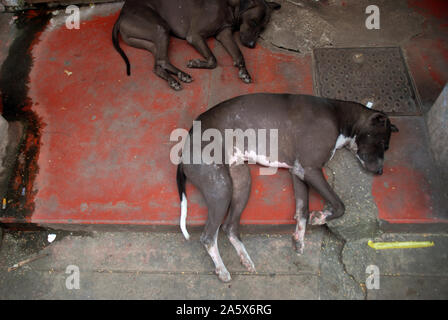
216,268,232,282
309,210,332,225
168,79,182,91
238,68,252,84
240,254,256,273
292,236,304,255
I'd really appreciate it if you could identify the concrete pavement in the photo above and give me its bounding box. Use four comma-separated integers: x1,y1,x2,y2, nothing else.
1,228,447,299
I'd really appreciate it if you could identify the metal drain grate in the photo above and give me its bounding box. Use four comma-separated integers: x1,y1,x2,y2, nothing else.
313,47,422,115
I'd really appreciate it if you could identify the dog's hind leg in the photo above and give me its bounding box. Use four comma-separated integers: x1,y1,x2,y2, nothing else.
291,174,309,255
185,33,218,69
184,163,233,282
119,8,192,90
222,164,255,273
151,32,193,86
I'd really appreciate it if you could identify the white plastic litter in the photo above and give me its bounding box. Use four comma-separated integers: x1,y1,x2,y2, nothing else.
48,234,56,243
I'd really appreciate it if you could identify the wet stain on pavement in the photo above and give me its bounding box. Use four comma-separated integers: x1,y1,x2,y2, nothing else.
0,10,50,220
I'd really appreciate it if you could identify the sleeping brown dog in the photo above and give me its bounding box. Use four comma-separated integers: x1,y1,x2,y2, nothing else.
112,0,280,90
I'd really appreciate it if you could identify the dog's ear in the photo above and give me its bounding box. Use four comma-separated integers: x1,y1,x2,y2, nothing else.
369,113,399,132
240,0,256,12
390,123,399,133
369,112,387,127
228,0,239,7
267,2,281,10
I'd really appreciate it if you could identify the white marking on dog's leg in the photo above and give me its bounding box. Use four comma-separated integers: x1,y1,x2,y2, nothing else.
293,217,307,255
290,159,305,180
228,235,256,272
206,229,231,282
356,154,366,167
180,193,190,240
292,199,306,254
349,137,358,153
308,210,332,225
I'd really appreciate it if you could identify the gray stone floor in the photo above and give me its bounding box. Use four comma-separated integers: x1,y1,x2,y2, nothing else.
0,229,447,299
262,0,424,53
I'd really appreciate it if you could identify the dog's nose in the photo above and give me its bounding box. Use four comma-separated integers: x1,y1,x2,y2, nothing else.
248,41,255,48
376,168,383,175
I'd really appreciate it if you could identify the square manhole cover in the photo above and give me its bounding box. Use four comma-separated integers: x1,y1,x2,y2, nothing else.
313,47,422,115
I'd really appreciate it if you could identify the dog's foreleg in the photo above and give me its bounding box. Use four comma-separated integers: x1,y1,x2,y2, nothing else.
216,28,251,84
303,167,345,225
186,33,217,69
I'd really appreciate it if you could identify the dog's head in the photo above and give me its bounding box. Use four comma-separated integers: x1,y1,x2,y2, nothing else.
354,112,399,175
237,0,281,48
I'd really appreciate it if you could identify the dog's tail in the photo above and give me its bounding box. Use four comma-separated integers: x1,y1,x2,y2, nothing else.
177,163,190,240
112,16,131,76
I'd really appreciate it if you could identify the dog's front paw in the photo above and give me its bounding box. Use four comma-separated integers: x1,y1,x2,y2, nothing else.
238,68,252,84
309,210,332,225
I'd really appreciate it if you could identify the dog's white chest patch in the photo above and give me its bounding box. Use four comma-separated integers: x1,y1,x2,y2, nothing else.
335,134,351,149
330,134,357,159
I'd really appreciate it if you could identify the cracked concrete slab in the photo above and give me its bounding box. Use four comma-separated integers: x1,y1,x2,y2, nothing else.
342,233,448,299
366,275,448,300
0,115,9,200
0,115,8,162
261,0,425,54
426,84,448,181
25,230,324,275
0,13,16,65
0,270,319,300
0,118,23,200
0,227,372,299
318,229,365,299
0,229,324,299
325,149,379,241
1,229,446,299
261,0,336,54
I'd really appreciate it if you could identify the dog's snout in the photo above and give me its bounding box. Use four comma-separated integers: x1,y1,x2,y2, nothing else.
376,167,383,175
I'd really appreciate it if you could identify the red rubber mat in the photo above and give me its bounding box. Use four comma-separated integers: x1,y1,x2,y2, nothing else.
4,12,321,227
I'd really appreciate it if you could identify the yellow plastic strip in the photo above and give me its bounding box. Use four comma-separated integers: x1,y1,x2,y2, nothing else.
368,240,434,250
